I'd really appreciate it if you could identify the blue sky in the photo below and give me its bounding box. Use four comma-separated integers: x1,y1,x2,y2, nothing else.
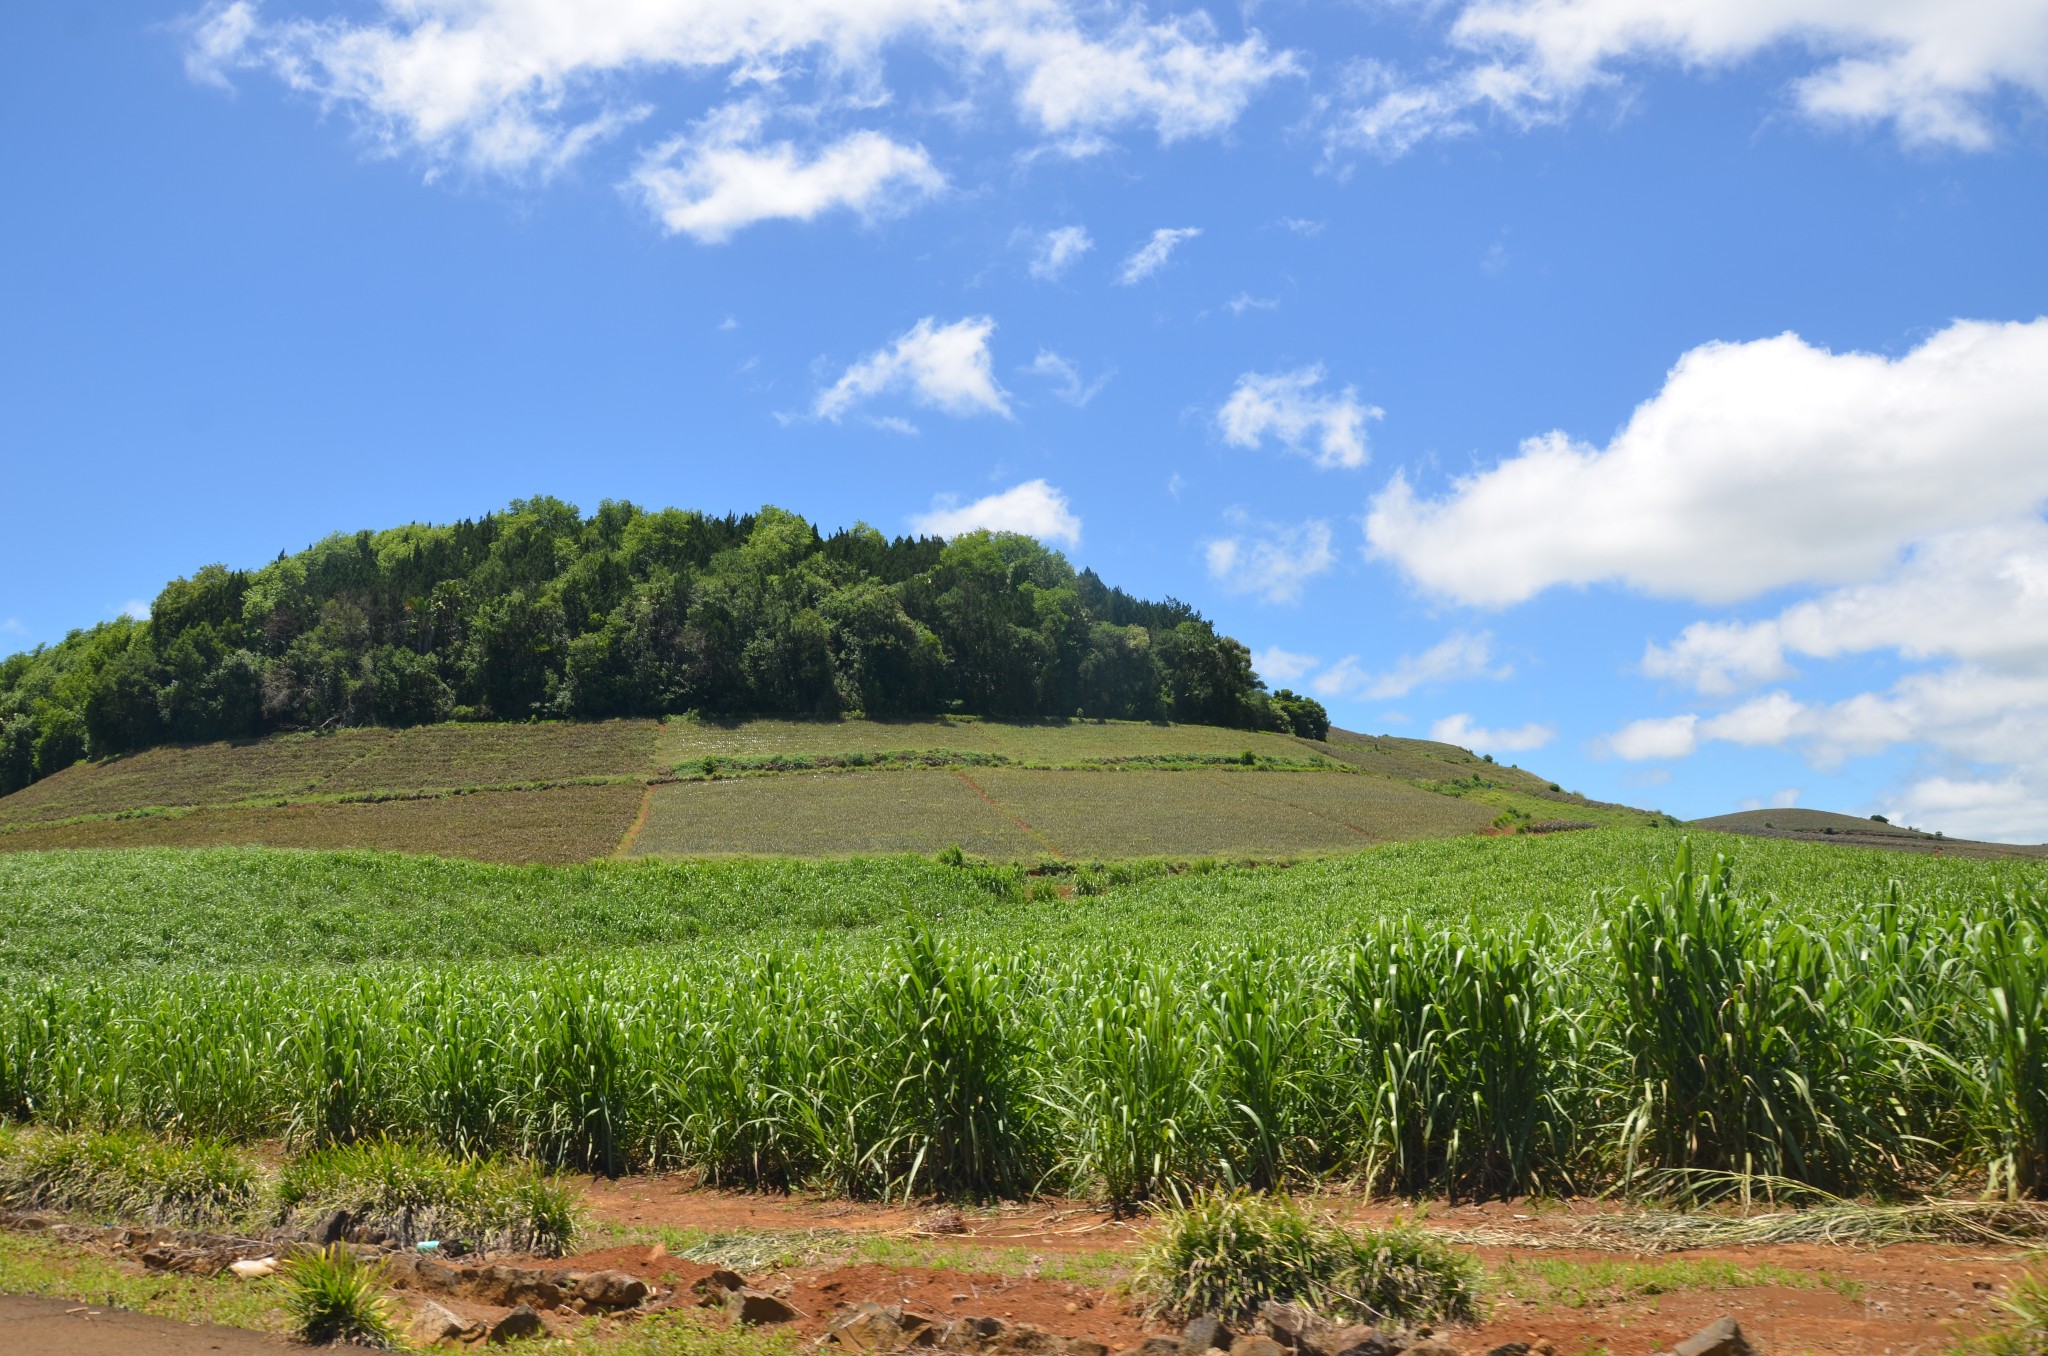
4,0,2047,838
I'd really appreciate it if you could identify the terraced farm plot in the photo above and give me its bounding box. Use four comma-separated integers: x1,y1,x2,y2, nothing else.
0,729,407,824
629,771,1042,858
656,717,1312,764
317,718,658,792
1230,770,1504,841
630,766,1500,860
968,768,1488,858
0,783,641,864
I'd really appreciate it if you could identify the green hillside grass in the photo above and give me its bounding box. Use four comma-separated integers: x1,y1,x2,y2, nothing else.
0,828,2011,977
0,716,1654,863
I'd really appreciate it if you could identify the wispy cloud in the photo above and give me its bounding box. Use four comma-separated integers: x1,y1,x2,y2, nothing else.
1118,227,1201,284
1204,517,1336,604
1023,349,1113,406
1312,632,1506,700
1026,225,1094,281
1430,712,1555,754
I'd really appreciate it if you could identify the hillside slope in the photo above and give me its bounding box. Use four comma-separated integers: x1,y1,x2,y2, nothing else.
1691,807,2047,860
0,716,1659,864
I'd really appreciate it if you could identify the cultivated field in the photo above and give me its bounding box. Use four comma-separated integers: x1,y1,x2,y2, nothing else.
0,717,1645,863
3,829,2046,1354
0,784,644,865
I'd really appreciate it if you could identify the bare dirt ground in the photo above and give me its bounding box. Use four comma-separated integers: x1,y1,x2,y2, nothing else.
1,1180,2028,1355
577,1178,2029,1355
0,1293,312,1354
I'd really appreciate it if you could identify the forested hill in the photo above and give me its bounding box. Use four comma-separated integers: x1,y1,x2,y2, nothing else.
0,498,1326,794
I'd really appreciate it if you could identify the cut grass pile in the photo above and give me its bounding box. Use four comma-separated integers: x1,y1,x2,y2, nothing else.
0,782,645,864
2,842,2042,1205
1133,1191,1481,1326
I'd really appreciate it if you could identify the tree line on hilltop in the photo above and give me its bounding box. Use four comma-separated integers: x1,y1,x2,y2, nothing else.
0,498,1329,795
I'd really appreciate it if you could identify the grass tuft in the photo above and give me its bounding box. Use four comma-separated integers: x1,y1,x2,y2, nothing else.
277,1138,578,1256
1133,1190,1480,1327
277,1244,400,1349
0,1125,259,1228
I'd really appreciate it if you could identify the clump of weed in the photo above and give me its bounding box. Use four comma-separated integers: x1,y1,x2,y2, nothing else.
278,1244,399,1349
278,1138,577,1255
1133,1191,1480,1327
0,1126,259,1228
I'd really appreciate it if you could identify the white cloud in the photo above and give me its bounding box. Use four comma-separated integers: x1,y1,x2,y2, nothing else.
184,0,258,88
1027,225,1094,281
1253,646,1319,683
1889,775,2048,844
0,618,26,638
1644,518,2048,694
1024,350,1112,406
1602,713,1700,761
911,479,1081,547
1117,227,1201,284
815,316,1010,421
1203,518,1336,605
1277,217,1325,236
1312,632,1505,701
1328,0,2048,159
1368,319,2048,608
184,1,1292,177
630,103,944,242
1430,712,1555,754
120,600,152,621
1226,293,1279,315
1218,365,1380,470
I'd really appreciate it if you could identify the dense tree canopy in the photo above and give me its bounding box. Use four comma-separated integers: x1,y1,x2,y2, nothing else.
0,499,1328,794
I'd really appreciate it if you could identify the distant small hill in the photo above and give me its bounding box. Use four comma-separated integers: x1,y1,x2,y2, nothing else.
1691,808,2048,861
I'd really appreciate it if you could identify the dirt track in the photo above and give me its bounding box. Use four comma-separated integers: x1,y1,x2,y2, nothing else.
0,1293,307,1354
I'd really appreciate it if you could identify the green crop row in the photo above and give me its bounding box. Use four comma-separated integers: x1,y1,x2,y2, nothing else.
0,829,2013,975
2,843,2044,1204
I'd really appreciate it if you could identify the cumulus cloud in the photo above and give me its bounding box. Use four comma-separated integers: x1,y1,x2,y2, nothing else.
1326,0,2048,159
1027,225,1094,281
1368,319,2048,607
182,1,1292,178
1024,350,1113,406
1889,775,2048,845
1253,646,1319,683
1203,518,1336,604
1644,518,2048,694
1226,293,1279,316
630,103,944,242
120,600,152,621
912,479,1081,546
1117,227,1201,284
1312,632,1505,702
1218,365,1380,470
815,316,1010,421
1430,712,1555,754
